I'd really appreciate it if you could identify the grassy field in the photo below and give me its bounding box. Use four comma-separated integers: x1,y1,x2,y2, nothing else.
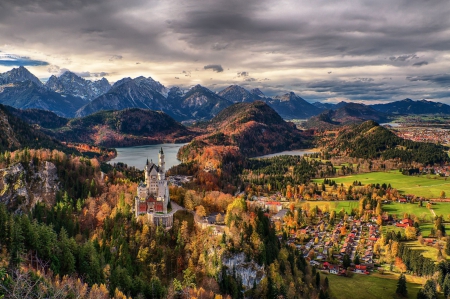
402,240,447,261
325,272,427,299
382,202,450,221
418,223,450,237
383,202,433,220
297,201,359,213
314,171,450,199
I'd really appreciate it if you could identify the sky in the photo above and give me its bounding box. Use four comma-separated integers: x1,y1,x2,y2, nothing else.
0,0,450,103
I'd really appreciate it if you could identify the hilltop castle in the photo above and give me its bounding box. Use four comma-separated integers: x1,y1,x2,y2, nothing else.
134,148,172,226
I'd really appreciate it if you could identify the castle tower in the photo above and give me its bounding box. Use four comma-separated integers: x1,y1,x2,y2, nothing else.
158,147,165,174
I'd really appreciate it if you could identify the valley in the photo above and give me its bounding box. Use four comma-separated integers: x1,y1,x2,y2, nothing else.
2,67,450,299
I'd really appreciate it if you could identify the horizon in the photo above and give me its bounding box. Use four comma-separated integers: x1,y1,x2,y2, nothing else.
0,65,445,105
0,1,449,103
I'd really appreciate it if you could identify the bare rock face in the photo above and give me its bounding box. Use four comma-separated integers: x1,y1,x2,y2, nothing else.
222,253,265,288
0,161,59,212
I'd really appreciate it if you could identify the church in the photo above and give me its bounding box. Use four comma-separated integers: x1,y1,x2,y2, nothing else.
134,148,172,226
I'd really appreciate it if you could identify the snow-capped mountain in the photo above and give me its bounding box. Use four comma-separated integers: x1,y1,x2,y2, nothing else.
218,85,262,103
0,66,43,87
45,71,111,101
76,76,170,117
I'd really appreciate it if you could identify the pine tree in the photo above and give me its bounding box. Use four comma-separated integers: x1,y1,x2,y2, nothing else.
396,273,407,297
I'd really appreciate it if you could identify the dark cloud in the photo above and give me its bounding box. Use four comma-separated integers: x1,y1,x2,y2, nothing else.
237,71,249,77
204,64,223,72
412,61,428,67
1,0,450,101
109,55,123,61
407,74,450,85
0,54,48,66
211,42,229,51
389,54,418,62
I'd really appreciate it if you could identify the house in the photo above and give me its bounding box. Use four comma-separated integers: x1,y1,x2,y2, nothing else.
354,265,369,274
329,265,340,274
264,201,282,213
396,218,414,228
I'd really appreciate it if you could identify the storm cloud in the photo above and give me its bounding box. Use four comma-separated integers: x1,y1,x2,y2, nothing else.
204,65,224,72
0,0,449,102
0,54,48,66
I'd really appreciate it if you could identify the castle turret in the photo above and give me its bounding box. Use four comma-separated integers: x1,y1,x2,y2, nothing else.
158,147,165,173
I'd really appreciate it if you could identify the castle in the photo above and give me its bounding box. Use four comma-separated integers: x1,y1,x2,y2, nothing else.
134,148,172,226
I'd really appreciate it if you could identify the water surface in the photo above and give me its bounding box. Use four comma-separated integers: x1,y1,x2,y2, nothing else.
255,149,319,159
108,143,187,170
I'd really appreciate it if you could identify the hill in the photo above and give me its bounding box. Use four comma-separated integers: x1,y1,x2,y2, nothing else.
178,101,312,164
371,98,450,114
328,120,449,164
5,106,69,129
0,104,74,153
303,103,391,129
47,108,195,147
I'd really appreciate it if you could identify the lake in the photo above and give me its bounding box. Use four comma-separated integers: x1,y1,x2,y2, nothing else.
254,149,319,159
108,143,187,170
380,122,401,127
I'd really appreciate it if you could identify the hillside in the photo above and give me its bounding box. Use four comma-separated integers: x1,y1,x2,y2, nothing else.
178,101,312,164
371,99,450,114
48,108,195,147
303,103,391,129
0,104,74,153
328,120,449,164
6,106,69,129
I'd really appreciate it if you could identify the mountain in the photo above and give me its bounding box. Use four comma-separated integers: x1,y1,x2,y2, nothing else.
47,108,195,147
265,92,322,119
174,84,232,120
371,99,450,114
0,81,89,118
312,102,336,110
0,66,43,87
0,104,74,153
178,101,312,162
328,120,448,165
218,85,262,103
303,103,390,129
75,76,169,117
46,71,111,100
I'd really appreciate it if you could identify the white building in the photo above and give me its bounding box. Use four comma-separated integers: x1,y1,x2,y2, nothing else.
134,148,172,226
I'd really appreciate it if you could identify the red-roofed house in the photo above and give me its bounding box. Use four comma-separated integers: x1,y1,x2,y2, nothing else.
354,265,369,274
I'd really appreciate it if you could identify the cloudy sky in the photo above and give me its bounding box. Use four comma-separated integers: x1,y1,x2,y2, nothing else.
1,0,449,103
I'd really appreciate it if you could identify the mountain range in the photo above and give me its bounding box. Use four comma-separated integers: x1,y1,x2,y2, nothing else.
303,103,391,130
1,67,450,122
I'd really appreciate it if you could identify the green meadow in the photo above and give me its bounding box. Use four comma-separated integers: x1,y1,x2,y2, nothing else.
314,171,450,199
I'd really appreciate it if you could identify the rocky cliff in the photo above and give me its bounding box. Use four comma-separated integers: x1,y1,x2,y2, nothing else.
0,161,59,212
